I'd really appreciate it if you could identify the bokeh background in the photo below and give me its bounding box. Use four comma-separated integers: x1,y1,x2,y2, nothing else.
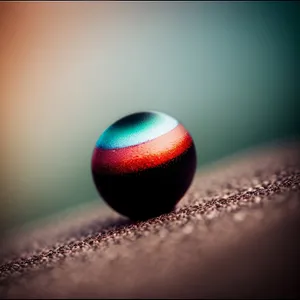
0,1,299,233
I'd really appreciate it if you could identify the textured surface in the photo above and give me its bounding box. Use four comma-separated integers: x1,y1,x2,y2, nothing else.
0,140,300,298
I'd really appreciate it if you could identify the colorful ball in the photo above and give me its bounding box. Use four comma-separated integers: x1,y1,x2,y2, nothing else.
91,111,197,220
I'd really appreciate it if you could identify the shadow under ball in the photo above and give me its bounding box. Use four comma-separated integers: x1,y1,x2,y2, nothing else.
91,111,197,221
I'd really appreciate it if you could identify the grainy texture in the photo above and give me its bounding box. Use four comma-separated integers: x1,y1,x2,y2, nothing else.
0,141,300,298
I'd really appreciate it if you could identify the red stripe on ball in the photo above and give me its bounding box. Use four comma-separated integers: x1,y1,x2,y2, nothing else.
92,124,193,174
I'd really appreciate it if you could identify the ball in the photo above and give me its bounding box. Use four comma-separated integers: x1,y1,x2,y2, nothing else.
91,111,197,220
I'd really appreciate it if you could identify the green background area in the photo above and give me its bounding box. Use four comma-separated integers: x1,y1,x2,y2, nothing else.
1,1,299,231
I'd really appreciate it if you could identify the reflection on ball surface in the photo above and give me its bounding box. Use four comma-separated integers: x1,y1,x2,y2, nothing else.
91,111,197,220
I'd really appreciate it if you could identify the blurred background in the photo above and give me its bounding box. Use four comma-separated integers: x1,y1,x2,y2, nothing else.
0,1,299,233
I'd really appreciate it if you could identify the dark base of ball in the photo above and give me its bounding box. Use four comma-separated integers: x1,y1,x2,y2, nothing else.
92,144,197,221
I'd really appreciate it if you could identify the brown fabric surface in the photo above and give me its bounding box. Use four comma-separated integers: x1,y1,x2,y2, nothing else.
0,141,300,298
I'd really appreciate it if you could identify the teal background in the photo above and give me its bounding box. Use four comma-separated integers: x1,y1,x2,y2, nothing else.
1,1,299,232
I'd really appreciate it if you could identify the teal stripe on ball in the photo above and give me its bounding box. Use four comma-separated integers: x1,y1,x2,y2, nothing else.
96,111,179,150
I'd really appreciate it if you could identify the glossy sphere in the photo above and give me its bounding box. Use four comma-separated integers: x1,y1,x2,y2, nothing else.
91,111,197,220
